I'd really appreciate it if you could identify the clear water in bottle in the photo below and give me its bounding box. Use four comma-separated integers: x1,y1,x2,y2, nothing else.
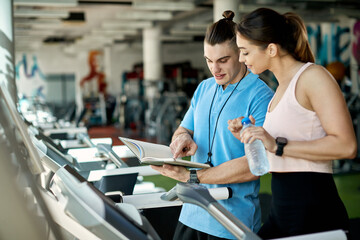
241,117,270,176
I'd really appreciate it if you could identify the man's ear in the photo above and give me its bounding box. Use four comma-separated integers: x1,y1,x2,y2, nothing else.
267,43,278,57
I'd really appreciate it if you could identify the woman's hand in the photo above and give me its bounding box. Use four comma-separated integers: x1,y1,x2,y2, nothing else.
229,115,277,153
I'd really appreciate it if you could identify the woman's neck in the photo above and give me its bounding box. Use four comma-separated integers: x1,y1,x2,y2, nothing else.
271,57,304,86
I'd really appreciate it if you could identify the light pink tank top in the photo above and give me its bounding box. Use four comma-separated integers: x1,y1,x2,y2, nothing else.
263,62,332,173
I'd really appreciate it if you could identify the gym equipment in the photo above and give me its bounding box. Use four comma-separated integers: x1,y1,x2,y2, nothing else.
174,182,261,240
147,92,189,144
33,135,107,172
50,165,161,240
96,143,129,168
121,182,232,240
162,182,347,240
0,82,63,239
76,132,129,168
122,185,231,210
31,123,163,196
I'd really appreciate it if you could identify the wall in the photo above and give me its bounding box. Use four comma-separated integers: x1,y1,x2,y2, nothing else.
15,41,208,101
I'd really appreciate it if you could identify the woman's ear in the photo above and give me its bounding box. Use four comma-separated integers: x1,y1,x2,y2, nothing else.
267,43,278,57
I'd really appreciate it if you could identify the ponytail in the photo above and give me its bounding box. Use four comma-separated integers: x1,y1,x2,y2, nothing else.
284,12,315,63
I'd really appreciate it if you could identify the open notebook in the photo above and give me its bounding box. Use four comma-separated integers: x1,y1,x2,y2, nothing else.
119,137,210,169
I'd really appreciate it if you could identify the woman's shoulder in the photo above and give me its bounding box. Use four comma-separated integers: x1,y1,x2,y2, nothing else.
301,63,333,80
298,63,340,98
298,63,337,87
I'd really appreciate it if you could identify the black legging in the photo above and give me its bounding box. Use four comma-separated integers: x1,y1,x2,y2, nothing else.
258,172,349,239
173,222,229,240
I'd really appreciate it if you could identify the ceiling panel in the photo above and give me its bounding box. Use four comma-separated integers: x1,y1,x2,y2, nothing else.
13,0,360,52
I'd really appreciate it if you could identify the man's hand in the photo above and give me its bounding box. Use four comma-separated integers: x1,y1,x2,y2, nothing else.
227,115,255,140
150,164,189,182
170,131,197,159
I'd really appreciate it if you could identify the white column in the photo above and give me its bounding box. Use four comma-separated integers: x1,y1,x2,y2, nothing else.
0,0,16,103
143,26,162,101
213,0,240,23
142,26,162,129
103,45,112,93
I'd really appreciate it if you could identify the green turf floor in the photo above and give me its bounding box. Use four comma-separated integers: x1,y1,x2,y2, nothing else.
143,171,360,219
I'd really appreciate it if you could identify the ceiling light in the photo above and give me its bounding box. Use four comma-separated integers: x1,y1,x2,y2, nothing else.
92,29,138,36
116,10,172,20
14,0,77,7
14,9,69,18
102,21,153,29
85,34,125,42
90,32,125,39
15,29,56,36
31,24,67,30
133,1,195,11
14,18,62,24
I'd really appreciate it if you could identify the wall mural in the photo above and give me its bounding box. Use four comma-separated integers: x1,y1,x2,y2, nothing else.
80,50,107,97
306,21,360,95
15,53,47,99
353,21,360,71
15,54,46,80
307,23,350,67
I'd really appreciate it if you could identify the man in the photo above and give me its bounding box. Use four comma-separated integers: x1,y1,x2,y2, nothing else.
151,10,273,240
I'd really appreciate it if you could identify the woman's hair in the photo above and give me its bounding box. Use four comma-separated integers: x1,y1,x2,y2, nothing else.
205,10,237,49
237,8,315,63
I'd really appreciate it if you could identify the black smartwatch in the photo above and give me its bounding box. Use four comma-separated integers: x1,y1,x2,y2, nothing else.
275,137,288,156
187,170,200,184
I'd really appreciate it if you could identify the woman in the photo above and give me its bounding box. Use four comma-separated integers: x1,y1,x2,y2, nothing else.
228,7,357,239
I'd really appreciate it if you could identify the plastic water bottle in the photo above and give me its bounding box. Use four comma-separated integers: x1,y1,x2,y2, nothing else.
241,117,269,176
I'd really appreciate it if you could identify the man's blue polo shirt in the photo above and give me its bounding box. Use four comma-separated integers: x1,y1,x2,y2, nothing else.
179,72,274,239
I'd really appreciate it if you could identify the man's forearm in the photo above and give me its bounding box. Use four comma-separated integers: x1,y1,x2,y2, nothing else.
171,126,193,142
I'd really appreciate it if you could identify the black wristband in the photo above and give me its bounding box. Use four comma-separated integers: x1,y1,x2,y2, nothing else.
275,137,288,156
187,170,200,184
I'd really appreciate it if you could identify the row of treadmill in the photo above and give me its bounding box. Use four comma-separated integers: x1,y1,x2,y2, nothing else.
0,83,348,240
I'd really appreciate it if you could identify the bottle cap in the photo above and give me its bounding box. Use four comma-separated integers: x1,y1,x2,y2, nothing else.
241,117,251,125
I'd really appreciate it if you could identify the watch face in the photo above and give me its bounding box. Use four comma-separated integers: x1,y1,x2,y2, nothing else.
276,137,287,144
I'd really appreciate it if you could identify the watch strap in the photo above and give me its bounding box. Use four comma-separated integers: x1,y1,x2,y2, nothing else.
187,170,200,184
275,137,287,156
275,145,285,156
